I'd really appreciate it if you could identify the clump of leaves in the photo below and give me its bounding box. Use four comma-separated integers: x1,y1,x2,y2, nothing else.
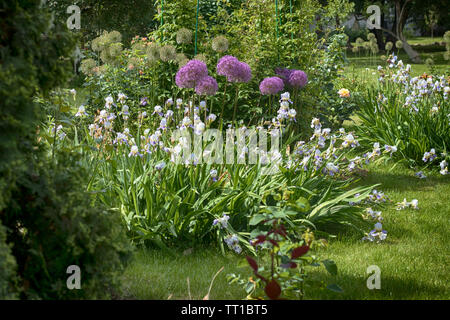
228,209,342,300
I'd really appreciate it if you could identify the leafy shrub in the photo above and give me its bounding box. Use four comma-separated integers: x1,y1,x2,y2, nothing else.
228,217,341,299
0,0,76,210
0,222,17,299
2,151,133,299
344,25,368,43
0,0,133,299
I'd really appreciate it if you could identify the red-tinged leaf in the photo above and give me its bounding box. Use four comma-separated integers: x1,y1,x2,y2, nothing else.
246,256,258,272
268,239,279,247
291,245,309,259
255,273,267,283
252,235,266,246
278,225,288,237
265,280,281,300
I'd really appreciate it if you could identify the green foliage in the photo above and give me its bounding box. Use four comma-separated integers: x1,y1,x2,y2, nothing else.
0,222,17,299
2,151,134,299
48,85,380,251
309,32,358,129
0,0,77,210
0,0,134,299
47,0,157,45
228,219,341,299
76,0,355,138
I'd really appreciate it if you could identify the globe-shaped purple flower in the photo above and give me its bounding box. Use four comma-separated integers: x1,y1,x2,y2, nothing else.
195,75,218,96
217,55,252,83
217,55,239,77
175,59,208,89
288,70,308,88
234,61,252,83
259,77,284,95
275,67,293,86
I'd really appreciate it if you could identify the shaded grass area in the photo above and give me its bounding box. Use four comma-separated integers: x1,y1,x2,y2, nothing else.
120,163,450,300
120,248,251,300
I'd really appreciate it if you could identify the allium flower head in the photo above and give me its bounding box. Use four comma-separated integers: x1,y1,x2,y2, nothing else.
176,53,189,67
212,35,229,53
194,53,208,64
259,77,284,95
289,70,308,88
217,55,239,76
175,59,208,89
217,56,252,83
235,61,252,83
80,58,97,76
176,28,193,44
159,44,177,62
385,41,393,51
275,67,292,84
146,43,160,63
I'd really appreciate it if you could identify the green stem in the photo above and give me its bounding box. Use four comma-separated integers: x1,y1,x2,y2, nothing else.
232,85,239,126
194,0,200,56
160,0,165,42
219,82,228,130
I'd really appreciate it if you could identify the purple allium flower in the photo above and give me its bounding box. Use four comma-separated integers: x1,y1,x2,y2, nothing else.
259,77,284,95
288,70,308,88
275,67,293,85
175,59,208,89
195,75,218,96
234,61,252,83
216,55,252,83
217,55,239,77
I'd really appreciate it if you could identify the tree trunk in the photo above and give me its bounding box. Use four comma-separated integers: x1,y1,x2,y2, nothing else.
401,38,421,62
391,0,421,62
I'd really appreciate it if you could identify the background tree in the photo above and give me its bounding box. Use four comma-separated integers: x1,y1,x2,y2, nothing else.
424,8,439,39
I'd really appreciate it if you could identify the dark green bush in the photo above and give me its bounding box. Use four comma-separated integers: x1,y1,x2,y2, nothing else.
0,0,76,209
0,0,134,299
2,152,133,299
0,222,17,299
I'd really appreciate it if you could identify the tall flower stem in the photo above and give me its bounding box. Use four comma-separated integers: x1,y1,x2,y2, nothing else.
232,85,239,126
219,82,228,130
248,94,262,127
268,95,273,117
204,96,208,124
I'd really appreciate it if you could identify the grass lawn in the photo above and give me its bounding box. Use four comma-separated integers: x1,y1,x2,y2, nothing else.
344,39,448,87
120,162,450,300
